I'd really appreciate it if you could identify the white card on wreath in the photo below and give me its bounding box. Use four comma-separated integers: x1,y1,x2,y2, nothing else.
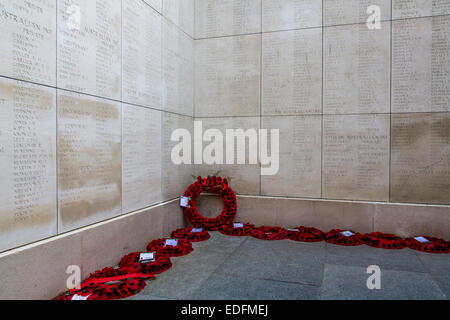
191,228,203,233
341,231,355,237
180,196,190,208
165,239,178,247
139,252,155,262
414,236,430,243
72,294,90,300
288,229,300,232
234,223,244,228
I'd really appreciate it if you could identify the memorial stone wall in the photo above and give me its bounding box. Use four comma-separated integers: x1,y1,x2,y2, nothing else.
194,0,450,206
0,0,194,252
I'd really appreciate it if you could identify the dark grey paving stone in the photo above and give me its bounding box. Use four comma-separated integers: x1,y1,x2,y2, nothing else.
140,246,239,299
192,232,248,254
191,274,320,300
416,252,450,298
320,264,446,300
214,237,325,286
325,244,426,273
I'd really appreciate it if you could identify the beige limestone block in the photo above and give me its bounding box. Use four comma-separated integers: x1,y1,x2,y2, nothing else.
0,78,57,252
262,0,322,32
163,0,194,37
122,104,162,214
122,0,162,109
162,19,194,116
144,0,162,13
195,34,261,117
195,0,261,38
57,0,121,100
162,113,194,201
194,117,260,195
391,113,450,205
324,22,391,114
0,0,56,86
322,114,390,201
393,0,450,19
392,16,450,113
324,0,391,26
262,28,322,115
57,90,122,233
261,116,322,198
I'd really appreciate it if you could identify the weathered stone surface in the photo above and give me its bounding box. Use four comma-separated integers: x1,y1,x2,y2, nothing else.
0,78,57,252
163,20,194,116
262,0,322,32
57,0,121,100
262,28,322,115
324,0,391,26
122,0,161,109
195,0,261,38
0,0,56,86
122,104,161,214
195,34,261,117
392,16,450,113
162,113,193,201
57,91,122,233
322,114,390,201
324,22,391,114
194,117,261,195
393,0,450,19
391,113,450,205
163,0,194,37
261,116,322,198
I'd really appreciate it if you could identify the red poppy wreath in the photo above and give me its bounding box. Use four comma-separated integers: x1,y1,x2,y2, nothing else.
182,176,237,231
146,238,194,257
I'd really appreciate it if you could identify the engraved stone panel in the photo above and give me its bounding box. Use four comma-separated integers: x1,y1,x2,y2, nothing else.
261,116,321,198
393,0,450,19
144,0,162,13
122,104,161,214
324,22,391,114
324,0,391,26
122,0,161,109
57,91,121,233
195,0,261,39
195,34,261,117
391,113,450,205
323,114,390,201
194,117,260,195
262,28,322,115
0,0,56,86
392,16,450,113
162,113,193,201
163,20,194,116
57,0,121,100
0,78,56,252
262,0,322,32
163,0,194,37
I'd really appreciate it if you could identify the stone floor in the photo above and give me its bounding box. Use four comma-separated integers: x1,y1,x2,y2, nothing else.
127,232,449,300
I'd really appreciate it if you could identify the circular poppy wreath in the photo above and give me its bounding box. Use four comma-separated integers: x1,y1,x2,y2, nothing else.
119,251,172,275
183,176,237,231
287,226,326,242
171,227,211,242
406,236,450,254
325,229,364,246
363,232,408,250
219,223,255,237
251,226,289,241
146,238,194,257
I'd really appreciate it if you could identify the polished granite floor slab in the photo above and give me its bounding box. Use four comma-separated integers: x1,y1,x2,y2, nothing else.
128,232,449,300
